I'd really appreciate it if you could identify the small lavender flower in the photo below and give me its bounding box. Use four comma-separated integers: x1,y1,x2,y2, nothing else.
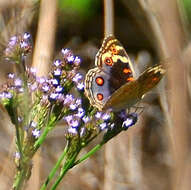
70,119,79,128
55,86,63,93
8,73,15,79
74,56,81,66
37,77,46,84
99,122,107,131
20,41,28,49
9,36,17,46
53,68,62,77
102,113,111,121
23,32,31,40
69,103,77,111
95,112,102,119
30,83,38,91
14,78,22,87
61,48,70,56
18,117,23,122
76,107,85,118
32,129,41,138
64,94,74,105
67,55,75,63
53,59,62,67
5,92,13,99
52,78,60,86
30,67,37,75
68,127,78,134
14,152,21,159
42,84,50,92
31,121,37,128
82,116,90,123
75,98,82,106
77,82,84,90
49,92,59,101
72,73,83,83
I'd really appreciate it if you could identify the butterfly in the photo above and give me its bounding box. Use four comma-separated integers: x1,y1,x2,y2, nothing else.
84,35,165,112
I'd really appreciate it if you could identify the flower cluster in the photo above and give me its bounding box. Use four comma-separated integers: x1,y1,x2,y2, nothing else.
0,32,138,155
4,32,32,62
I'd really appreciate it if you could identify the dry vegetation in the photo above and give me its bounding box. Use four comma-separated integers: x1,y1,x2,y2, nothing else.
0,0,190,190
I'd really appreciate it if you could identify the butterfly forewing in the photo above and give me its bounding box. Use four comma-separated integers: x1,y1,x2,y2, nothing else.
103,65,165,111
85,35,136,110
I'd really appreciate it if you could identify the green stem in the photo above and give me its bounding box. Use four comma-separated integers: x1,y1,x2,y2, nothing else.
34,115,56,151
50,150,80,190
12,159,32,190
72,142,104,168
40,145,69,190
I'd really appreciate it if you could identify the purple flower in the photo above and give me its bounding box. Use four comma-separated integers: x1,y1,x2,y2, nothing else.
122,113,138,128
99,122,107,130
75,98,82,106
61,48,70,56
30,83,38,91
37,77,46,84
53,68,62,77
30,67,37,74
23,32,31,40
82,116,90,123
122,118,134,128
77,82,84,90
53,59,62,67
76,107,85,118
67,55,75,63
5,92,13,99
20,41,28,49
32,129,41,138
102,113,110,121
42,84,50,92
65,115,73,123
14,152,21,159
69,103,77,110
64,94,74,104
95,112,102,119
31,121,37,128
68,127,78,134
74,56,81,66
55,85,63,93
50,78,59,86
8,73,15,79
70,119,79,128
9,36,17,46
49,93,59,101
72,73,83,83
18,117,23,122
14,78,22,87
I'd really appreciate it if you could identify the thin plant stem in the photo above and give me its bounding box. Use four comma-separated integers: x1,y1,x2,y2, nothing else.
40,144,69,190
72,142,104,168
50,150,81,190
34,115,57,151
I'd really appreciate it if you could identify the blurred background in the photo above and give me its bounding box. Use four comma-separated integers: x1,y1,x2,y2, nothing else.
0,0,190,189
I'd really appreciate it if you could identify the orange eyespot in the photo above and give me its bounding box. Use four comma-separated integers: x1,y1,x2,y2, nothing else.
110,45,118,54
104,57,113,66
97,93,103,101
152,77,159,82
123,68,132,74
127,77,134,82
96,77,104,86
